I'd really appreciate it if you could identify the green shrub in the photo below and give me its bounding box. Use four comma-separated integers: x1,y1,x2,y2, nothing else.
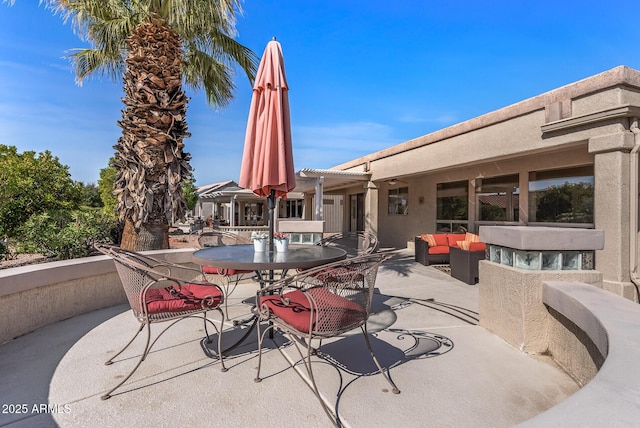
0,145,82,237
17,209,117,260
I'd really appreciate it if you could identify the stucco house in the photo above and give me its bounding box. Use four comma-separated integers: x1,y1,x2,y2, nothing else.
297,65,640,301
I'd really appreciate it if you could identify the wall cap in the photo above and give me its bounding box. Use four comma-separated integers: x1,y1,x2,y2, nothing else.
479,226,604,251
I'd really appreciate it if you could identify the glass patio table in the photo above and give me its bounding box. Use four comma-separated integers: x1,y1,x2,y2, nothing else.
192,244,347,282
192,244,347,354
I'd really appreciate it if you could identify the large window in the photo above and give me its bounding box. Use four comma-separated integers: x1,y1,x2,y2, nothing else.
528,166,594,225
477,174,519,222
388,186,408,215
436,181,468,232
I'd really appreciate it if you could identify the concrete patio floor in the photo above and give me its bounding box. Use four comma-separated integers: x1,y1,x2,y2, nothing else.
0,249,580,427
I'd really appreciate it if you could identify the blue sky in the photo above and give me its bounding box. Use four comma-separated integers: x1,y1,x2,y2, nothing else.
0,1,637,186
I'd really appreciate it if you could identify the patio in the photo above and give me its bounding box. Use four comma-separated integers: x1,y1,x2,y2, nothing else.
0,249,580,427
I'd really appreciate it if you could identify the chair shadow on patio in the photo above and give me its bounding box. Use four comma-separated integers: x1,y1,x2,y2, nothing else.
200,324,293,370
298,324,454,426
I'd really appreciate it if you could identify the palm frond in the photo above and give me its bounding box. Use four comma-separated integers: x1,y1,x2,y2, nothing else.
189,31,258,85
183,45,235,107
68,48,125,83
162,0,243,35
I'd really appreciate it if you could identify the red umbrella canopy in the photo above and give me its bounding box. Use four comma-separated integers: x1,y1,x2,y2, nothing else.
239,39,296,198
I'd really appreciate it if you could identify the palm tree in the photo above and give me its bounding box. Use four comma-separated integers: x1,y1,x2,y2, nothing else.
9,0,258,250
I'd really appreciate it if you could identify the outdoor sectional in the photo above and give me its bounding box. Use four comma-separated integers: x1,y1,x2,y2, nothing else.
414,232,486,266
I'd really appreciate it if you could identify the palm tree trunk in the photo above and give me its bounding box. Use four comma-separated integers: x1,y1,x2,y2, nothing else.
114,17,192,250
120,218,169,251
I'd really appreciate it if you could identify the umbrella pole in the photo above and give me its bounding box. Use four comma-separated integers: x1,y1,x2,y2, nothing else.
267,189,276,340
268,189,276,254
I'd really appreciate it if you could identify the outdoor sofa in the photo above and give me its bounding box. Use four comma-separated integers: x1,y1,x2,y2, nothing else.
414,232,486,266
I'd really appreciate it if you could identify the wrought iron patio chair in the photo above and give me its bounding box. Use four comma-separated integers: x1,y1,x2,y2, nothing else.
197,231,257,319
317,231,379,258
94,243,227,400
254,253,400,425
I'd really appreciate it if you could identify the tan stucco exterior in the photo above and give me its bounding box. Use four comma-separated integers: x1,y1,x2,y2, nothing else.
314,65,640,300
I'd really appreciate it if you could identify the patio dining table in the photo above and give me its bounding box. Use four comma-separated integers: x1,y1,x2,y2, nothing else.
192,244,347,285
192,244,347,353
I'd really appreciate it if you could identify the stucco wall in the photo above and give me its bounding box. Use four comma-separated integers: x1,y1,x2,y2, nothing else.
0,249,195,344
478,260,603,353
377,146,594,248
546,306,604,387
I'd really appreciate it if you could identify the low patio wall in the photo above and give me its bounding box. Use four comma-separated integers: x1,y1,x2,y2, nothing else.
0,249,195,344
2,249,640,424
518,281,640,426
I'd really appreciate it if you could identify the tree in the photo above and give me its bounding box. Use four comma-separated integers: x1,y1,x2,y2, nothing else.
98,157,118,215
182,177,199,212
15,0,258,250
18,208,117,260
79,182,103,208
0,144,82,237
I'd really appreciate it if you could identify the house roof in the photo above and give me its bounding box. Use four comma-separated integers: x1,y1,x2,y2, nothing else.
197,168,371,201
292,168,371,193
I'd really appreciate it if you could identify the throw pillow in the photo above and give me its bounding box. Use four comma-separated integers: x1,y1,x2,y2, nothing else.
465,232,480,243
458,241,470,250
421,234,438,247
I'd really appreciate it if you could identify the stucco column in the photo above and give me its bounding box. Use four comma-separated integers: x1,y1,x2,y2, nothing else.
589,131,635,294
468,179,477,232
303,195,313,220
518,170,529,224
364,181,379,235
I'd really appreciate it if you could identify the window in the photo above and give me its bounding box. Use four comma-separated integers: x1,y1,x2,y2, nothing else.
528,166,593,225
243,202,265,225
436,181,468,232
477,174,519,222
388,186,408,215
284,199,303,218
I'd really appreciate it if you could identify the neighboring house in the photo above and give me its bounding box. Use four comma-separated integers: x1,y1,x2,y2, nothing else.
194,180,306,227
295,65,640,301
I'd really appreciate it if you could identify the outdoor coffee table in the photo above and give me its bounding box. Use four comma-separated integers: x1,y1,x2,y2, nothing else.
192,244,347,353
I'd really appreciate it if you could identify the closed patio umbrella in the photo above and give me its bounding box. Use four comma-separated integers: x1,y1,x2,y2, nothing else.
239,38,296,252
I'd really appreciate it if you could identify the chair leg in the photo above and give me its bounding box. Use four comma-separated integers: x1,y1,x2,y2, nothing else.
103,311,227,400
223,277,239,321
102,322,153,400
361,325,401,394
105,322,144,365
204,309,227,372
286,334,340,427
254,318,267,383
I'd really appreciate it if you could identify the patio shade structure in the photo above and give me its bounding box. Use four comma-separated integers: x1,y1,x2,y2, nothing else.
239,38,296,252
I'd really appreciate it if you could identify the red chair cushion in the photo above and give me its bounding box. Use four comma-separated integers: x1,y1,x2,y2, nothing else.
428,245,450,255
202,266,253,276
469,242,486,252
260,287,366,334
433,234,449,247
447,234,466,247
145,284,223,314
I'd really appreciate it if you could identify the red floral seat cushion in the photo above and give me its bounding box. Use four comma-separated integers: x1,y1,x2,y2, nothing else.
260,287,366,334
202,266,254,276
145,284,223,314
